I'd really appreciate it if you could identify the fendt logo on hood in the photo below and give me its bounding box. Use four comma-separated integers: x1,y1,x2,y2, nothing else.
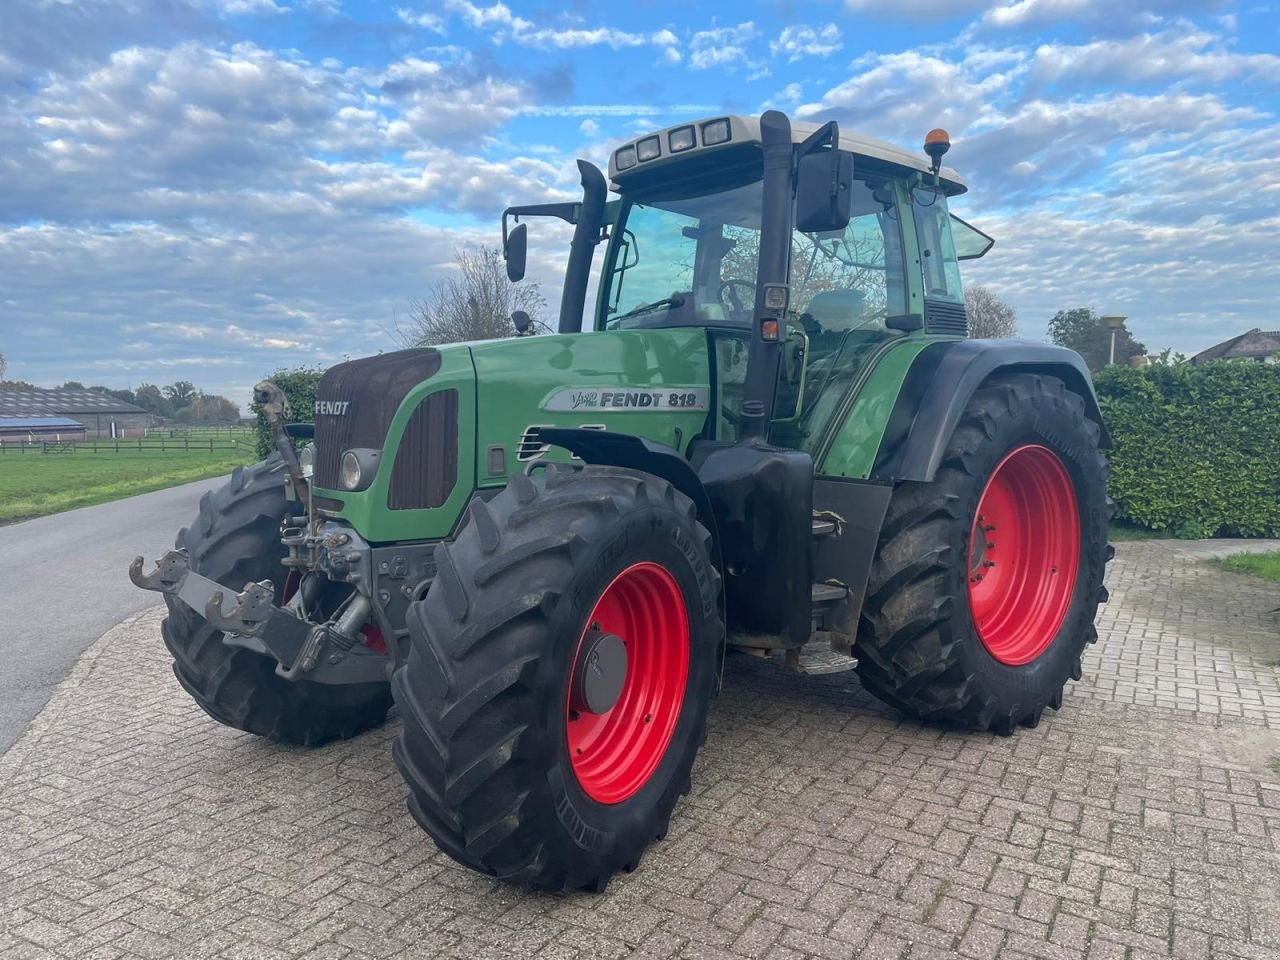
314,400,350,416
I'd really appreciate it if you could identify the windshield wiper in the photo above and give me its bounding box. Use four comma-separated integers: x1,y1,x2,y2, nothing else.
611,296,685,325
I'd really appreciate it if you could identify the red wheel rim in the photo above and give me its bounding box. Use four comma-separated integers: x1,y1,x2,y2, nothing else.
566,562,689,805
967,445,1080,666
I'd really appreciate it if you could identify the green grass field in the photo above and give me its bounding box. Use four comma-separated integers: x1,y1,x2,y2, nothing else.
1210,551,1280,583
0,448,249,523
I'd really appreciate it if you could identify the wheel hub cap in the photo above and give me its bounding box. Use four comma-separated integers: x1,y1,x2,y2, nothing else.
571,629,628,715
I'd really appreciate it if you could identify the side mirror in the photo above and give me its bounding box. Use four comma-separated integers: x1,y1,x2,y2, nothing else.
795,149,853,234
511,310,532,335
504,222,527,282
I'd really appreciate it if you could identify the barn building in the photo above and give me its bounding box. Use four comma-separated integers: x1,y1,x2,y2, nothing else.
0,416,88,442
0,388,151,438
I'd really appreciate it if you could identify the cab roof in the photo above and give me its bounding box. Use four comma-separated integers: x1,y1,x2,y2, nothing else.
607,114,967,196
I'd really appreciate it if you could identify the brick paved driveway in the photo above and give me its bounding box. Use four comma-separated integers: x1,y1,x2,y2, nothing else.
2,540,1279,960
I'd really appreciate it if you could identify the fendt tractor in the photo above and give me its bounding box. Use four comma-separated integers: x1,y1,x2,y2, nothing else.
132,112,1111,891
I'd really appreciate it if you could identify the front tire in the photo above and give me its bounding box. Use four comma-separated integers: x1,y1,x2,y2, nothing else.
855,374,1111,734
162,455,393,746
392,465,722,891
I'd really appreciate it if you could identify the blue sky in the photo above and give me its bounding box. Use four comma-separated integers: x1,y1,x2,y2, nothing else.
2,0,1278,410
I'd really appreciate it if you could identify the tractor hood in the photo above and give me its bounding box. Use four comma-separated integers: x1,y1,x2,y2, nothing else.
309,329,714,544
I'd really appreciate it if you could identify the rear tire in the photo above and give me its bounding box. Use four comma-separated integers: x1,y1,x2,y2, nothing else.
162,455,393,746
392,465,722,891
855,374,1111,734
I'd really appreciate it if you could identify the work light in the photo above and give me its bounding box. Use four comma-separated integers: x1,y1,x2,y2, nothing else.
668,126,695,153
636,136,661,162
701,118,731,146
614,145,637,171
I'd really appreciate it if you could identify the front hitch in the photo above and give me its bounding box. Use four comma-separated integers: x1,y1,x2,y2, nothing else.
130,551,379,683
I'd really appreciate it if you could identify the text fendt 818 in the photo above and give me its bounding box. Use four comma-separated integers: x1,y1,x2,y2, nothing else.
133,111,1112,891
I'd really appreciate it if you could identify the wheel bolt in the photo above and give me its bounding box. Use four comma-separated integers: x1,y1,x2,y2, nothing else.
983,560,995,568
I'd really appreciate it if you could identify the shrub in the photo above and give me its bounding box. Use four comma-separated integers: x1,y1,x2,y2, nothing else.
251,367,325,459
1094,361,1280,538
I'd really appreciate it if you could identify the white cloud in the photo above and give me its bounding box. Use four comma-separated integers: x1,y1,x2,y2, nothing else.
771,24,842,62
579,118,600,138
981,0,1225,29
1030,28,1280,85
441,0,681,53
396,7,446,31
689,22,761,70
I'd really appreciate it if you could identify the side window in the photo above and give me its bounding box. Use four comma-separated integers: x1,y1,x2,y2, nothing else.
792,176,907,339
605,203,696,318
911,190,963,303
789,176,908,454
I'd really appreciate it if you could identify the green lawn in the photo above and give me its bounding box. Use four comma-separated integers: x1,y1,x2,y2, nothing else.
1210,551,1280,583
0,448,249,523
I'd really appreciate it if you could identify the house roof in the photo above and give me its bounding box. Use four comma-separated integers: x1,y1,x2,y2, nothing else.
1191,329,1280,364
0,387,146,416
0,416,86,430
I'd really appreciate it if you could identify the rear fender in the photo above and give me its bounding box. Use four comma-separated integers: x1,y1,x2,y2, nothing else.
874,340,1109,482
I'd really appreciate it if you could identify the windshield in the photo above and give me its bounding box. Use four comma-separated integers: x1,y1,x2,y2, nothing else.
597,175,906,334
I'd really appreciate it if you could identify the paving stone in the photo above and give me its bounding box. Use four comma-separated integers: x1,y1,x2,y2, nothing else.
1,541,1278,958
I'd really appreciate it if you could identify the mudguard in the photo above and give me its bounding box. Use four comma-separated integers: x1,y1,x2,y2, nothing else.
535,427,722,568
874,339,1110,482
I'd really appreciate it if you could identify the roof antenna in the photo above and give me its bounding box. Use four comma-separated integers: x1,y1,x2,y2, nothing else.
923,128,950,186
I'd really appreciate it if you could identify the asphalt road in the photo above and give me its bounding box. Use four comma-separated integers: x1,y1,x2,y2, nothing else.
0,475,230,754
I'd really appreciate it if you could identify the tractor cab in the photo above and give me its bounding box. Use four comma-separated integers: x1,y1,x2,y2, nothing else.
504,114,994,454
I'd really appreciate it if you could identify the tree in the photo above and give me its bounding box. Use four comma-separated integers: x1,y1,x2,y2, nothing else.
964,286,1017,339
134,383,171,417
395,245,547,347
163,380,196,406
61,380,85,390
1047,308,1147,372
190,393,241,423
0,352,6,380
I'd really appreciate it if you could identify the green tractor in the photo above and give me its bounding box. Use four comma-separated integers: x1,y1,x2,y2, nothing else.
132,111,1110,891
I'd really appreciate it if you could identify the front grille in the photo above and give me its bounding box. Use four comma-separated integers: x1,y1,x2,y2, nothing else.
389,390,459,510
924,298,968,335
313,349,441,489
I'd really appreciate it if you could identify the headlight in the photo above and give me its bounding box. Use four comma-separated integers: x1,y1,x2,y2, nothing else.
636,135,661,162
701,118,731,146
298,443,315,479
668,125,695,153
339,451,362,490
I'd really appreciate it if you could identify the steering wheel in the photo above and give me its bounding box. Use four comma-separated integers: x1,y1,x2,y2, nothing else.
718,279,755,323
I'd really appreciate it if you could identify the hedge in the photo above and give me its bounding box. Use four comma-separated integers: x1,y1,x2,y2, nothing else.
251,367,325,459
1093,361,1280,538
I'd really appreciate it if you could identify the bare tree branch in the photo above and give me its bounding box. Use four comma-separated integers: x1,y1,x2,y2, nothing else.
965,286,1018,339
394,245,547,347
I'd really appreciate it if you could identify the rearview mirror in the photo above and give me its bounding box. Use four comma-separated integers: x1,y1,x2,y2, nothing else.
504,222,527,282
795,149,853,234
